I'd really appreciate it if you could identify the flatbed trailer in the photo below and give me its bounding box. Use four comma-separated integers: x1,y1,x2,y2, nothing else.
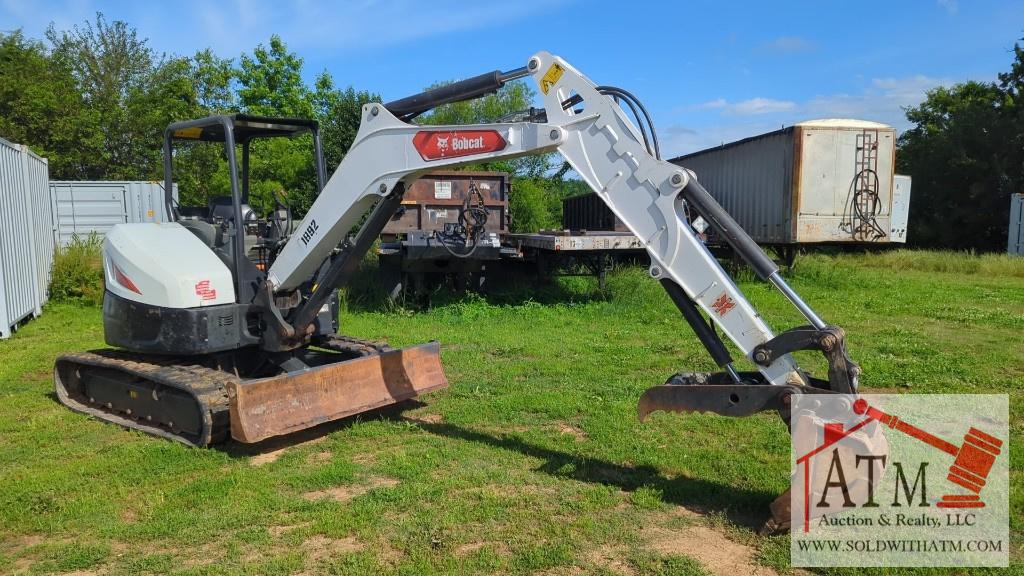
504,231,646,289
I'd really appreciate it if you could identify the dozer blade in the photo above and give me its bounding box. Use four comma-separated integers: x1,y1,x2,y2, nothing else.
228,341,448,443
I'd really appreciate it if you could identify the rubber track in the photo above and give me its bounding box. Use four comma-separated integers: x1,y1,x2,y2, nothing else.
55,335,391,447
55,350,237,447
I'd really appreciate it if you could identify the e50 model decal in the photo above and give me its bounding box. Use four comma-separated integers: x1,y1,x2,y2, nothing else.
300,219,319,246
412,130,507,161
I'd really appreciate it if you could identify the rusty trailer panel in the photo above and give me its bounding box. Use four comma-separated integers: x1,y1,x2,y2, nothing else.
227,341,448,443
384,171,509,236
669,119,899,245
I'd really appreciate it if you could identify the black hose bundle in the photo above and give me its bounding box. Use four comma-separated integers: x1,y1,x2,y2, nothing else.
841,169,887,241
434,182,490,258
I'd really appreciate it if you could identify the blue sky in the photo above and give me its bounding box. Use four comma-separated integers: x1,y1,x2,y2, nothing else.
2,0,1023,157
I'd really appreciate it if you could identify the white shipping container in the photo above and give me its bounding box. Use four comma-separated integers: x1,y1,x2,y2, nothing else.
670,119,898,244
1010,193,1023,256
49,181,178,246
0,138,52,339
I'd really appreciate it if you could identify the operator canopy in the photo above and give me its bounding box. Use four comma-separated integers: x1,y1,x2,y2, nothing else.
168,114,318,143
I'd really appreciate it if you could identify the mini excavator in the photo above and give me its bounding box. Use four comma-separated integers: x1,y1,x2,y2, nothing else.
55,52,861,527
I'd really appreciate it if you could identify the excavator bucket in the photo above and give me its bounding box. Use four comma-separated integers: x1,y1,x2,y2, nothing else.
228,341,448,443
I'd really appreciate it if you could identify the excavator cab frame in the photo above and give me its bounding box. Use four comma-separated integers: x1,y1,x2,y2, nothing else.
161,114,327,304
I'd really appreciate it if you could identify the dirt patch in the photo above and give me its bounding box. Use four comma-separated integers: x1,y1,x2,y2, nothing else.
643,520,778,576
351,452,377,466
302,476,399,503
246,436,327,466
375,539,404,566
4,535,43,552
533,567,585,576
585,543,635,575
250,448,287,466
454,540,510,557
556,423,587,441
307,451,332,464
302,535,363,562
268,522,311,537
409,413,443,424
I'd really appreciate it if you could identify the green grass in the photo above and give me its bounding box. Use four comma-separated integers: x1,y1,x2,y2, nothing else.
48,233,104,306
0,250,1021,575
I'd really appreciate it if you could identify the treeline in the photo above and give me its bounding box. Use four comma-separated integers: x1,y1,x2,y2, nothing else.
898,42,1024,252
0,13,575,229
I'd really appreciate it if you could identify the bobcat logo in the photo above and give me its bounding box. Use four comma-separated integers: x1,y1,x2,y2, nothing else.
436,136,449,151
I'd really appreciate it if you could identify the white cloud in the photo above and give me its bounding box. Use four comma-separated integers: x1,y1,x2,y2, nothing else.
937,0,958,15
804,74,950,127
758,36,817,54
666,74,955,157
692,97,796,116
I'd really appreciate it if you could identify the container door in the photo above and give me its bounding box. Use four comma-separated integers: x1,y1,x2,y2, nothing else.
796,128,894,242
54,183,128,245
890,175,911,243
1010,194,1024,256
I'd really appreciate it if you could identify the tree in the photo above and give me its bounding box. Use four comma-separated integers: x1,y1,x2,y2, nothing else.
190,49,237,113
312,72,380,174
236,35,312,118
45,13,197,180
509,178,561,232
0,30,102,178
169,50,239,207
898,81,1016,250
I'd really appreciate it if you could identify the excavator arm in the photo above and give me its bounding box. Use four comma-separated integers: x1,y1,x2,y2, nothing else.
262,51,859,417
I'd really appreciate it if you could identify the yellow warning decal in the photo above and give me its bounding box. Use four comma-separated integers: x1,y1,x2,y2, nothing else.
173,127,203,139
540,62,564,95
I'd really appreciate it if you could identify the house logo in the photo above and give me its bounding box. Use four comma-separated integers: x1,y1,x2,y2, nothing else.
710,292,736,317
789,394,1008,568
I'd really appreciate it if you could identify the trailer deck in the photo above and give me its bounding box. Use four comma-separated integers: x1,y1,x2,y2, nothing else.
505,230,644,251
504,231,646,289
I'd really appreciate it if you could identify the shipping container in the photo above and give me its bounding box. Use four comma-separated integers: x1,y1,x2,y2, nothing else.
382,171,508,238
1010,193,1024,256
0,138,52,339
562,193,629,232
669,119,898,245
49,181,177,246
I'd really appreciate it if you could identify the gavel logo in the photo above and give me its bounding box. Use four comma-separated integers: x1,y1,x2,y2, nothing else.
852,398,1003,508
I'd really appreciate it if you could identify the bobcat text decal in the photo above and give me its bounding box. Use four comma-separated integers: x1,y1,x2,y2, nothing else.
413,130,507,161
